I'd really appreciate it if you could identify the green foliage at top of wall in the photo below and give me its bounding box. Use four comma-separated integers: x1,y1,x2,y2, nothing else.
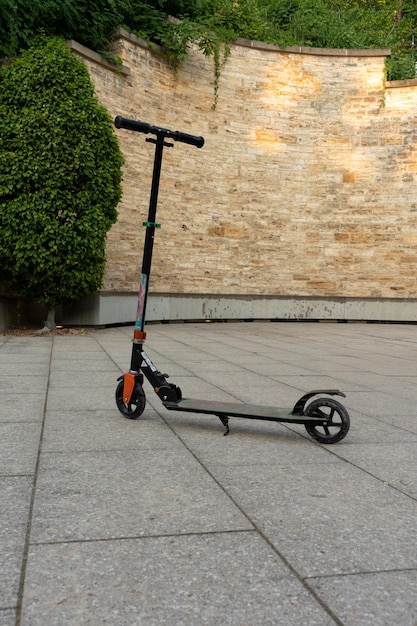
0,37,124,306
1,1,417,81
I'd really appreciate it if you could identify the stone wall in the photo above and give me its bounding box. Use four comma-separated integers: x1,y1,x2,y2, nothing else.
65,32,417,323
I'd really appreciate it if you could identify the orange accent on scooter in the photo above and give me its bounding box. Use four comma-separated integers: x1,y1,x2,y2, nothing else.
122,372,136,404
134,331,147,340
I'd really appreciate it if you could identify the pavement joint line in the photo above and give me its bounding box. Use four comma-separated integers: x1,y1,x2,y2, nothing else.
304,565,417,580
0,472,34,479
0,420,41,426
27,528,257,547
38,445,179,455
14,336,54,626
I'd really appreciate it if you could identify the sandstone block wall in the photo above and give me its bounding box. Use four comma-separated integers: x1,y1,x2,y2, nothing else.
69,31,417,311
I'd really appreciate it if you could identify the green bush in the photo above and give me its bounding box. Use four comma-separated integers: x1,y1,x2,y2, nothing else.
0,37,123,317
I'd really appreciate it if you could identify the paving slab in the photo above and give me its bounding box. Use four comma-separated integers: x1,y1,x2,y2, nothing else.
345,391,417,418
272,374,370,394
0,375,48,395
0,609,16,626
0,423,42,474
329,412,417,444
0,362,49,376
42,408,181,452
21,533,336,626
146,374,238,401
30,447,252,543
308,570,417,626
0,477,33,609
0,394,46,423
46,385,119,412
186,370,302,406
335,441,417,498
385,413,417,434
49,356,120,373
48,370,122,388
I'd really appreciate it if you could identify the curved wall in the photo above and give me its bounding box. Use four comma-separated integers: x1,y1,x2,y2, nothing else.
65,31,417,323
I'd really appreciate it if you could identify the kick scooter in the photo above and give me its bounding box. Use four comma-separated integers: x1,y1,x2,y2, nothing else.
114,115,350,444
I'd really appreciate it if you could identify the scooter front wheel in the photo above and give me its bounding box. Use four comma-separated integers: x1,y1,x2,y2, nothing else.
304,398,350,444
115,379,146,419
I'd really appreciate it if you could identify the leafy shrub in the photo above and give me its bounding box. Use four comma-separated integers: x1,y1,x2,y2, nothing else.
0,37,123,311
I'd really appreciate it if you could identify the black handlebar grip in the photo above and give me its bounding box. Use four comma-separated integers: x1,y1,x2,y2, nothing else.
171,130,204,148
114,115,204,148
114,115,151,134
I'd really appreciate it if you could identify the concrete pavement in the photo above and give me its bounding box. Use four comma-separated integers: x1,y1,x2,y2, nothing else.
1,321,417,625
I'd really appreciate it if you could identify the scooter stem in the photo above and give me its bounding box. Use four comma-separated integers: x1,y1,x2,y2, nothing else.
113,115,204,375
135,136,169,338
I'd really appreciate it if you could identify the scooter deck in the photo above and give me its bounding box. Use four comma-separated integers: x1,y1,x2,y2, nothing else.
163,398,318,424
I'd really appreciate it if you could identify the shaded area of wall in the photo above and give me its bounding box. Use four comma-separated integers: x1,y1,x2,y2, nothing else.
0,295,47,330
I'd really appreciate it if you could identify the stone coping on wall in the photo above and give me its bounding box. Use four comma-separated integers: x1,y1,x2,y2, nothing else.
386,78,417,88
66,39,130,76
113,26,391,59
69,28,399,89
233,38,390,57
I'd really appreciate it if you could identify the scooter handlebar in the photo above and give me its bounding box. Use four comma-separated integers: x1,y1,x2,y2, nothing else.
114,116,151,134
114,115,204,148
172,129,205,148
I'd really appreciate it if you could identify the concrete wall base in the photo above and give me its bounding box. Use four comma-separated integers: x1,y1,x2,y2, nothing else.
2,292,416,330
60,292,417,326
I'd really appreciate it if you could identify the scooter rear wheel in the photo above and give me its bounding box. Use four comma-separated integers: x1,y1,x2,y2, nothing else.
304,398,350,444
115,379,146,419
